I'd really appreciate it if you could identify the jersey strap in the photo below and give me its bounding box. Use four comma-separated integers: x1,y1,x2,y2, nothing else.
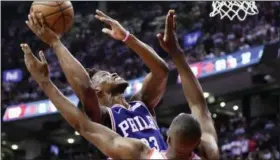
106,107,116,131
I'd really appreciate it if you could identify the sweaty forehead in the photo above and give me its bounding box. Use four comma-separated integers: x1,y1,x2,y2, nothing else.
91,71,111,87
93,71,110,78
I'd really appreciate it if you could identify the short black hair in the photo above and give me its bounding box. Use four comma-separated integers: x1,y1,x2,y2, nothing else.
170,113,202,143
86,68,99,78
86,68,107,88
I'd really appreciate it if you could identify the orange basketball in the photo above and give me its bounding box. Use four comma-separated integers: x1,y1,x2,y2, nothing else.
30,1,74,35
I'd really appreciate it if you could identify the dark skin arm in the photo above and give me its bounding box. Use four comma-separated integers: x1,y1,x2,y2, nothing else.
21,43,150,159
172,54,219,160
127,36,168,115
95,10,169,114
26,12,105,123
42,81,148,159
158,10,219,160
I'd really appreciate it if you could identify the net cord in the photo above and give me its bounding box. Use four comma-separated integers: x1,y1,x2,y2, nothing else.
209,1,259,21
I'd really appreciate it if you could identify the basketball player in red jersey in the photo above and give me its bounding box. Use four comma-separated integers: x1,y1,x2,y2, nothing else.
157,10,219,160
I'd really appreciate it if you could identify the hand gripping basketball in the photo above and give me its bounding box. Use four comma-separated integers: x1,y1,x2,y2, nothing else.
26,12,59,46
30,1,74,35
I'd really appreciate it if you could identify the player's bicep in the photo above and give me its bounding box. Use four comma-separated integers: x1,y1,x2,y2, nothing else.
80,121,121,158
193,107,219,159
81,125,147,159
201,115,217,140
131,72,167,110
112,137,149,159
199,133,219,160
191,105,217,138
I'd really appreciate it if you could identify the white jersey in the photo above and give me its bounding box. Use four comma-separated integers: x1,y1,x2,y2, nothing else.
147,148,201,160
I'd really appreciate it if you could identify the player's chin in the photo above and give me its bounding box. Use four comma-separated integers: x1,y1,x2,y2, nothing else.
111,81,129,95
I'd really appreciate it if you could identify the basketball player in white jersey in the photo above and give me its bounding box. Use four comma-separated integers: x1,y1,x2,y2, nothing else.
21,10,218,160
156,10,219,160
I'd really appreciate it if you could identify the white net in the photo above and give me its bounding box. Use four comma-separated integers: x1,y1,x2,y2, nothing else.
209,1,259,21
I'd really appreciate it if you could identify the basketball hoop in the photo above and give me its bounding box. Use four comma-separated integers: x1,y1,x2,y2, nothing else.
209,1,259,21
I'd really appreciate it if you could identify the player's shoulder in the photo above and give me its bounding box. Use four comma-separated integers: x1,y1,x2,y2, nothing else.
107,101,152,115
130,101,156,118
129,101,149,110
106,103,134,115
129,100,147,106
199,136,219,160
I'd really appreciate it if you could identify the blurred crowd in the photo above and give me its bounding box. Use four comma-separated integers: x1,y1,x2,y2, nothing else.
218,116,280,160
2,2,280,107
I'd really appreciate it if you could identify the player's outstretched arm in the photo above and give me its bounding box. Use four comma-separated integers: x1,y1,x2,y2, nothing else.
95,10,169,113
20,43,88,130
21,43,149,159
171,52,219,160
157,10,219,160
25,12,104,123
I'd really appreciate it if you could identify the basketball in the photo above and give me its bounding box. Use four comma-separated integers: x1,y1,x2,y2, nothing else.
30,1,74,35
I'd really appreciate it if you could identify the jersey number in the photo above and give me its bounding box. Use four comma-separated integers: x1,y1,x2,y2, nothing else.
141,136,160,150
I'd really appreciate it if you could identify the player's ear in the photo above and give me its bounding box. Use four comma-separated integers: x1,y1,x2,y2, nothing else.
167,136,171,145
196,138,201,147
94,87,102,97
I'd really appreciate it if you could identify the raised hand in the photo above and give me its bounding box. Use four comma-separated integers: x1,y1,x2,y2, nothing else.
20,43,50,83
157,10,183,55
95,10,128,41
26,12,59,46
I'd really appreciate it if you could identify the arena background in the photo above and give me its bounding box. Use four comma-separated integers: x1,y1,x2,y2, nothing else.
1,1,280,160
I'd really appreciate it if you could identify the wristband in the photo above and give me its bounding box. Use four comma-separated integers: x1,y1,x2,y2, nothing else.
122,31,130,42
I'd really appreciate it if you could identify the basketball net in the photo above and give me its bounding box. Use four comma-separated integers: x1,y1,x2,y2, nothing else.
210,0,259,21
